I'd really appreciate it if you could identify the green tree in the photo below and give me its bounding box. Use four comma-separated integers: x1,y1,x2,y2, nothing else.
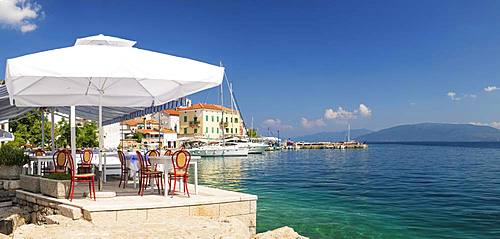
9,109,52,148
247,128,258,138
77,121,98,148
132,132,144,143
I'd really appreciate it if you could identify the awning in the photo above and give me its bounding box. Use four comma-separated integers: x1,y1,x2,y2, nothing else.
0,84,185,124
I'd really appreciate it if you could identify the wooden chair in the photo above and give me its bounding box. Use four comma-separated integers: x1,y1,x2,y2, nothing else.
168,150,191,197
118,151,129,188
33,148,45,156
78,149,93,174
164,149,173,156
136,151,164,196
45,150,69,174
145,149,160,170
33,149,47,174
67,151,96,201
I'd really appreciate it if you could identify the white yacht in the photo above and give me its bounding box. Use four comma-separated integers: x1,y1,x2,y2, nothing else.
226,137,268,154
187,143,249,157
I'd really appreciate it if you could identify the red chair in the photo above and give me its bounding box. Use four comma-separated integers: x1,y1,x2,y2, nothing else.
67,151,96,201
118,151,129,188
45,150,69,174
78,149,93,174
164,149,173,156
145,149,160,170
136,151,164,196
33,148,45,156
168,150,191,197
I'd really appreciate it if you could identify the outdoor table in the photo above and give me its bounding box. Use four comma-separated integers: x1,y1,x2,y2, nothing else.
28,155,53,175
148,156,200,196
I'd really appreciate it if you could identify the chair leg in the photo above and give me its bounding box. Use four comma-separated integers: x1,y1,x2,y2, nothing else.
184,177,190,197
172,177,176,197
69,179,75,202
119,171,123,188
138,174,142,195
91,177,96,201
124,171,128,189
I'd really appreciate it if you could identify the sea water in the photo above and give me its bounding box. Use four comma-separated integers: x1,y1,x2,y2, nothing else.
195,143,500,239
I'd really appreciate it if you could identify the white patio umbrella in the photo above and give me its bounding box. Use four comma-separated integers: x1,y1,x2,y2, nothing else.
5,34,224,187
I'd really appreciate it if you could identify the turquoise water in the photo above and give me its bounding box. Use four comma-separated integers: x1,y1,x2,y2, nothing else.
195,144,500,239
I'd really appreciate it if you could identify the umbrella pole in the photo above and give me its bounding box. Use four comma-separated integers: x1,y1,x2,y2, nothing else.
70,106,77,174
41,109,45,149
98,93,103,191
51,108,55,152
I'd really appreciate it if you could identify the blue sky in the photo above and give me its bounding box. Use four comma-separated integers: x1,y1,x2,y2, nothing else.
1,0,499,137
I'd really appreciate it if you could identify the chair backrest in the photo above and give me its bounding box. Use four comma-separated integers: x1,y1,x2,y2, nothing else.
146,150,160,157
164,149,173,156
80,149,93,165
171,150,191,174
118,151,127,170
53,150,69,169
33,148,45,156
136,151,148,171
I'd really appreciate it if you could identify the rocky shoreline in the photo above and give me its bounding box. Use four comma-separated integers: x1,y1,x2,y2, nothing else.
1,205,307,239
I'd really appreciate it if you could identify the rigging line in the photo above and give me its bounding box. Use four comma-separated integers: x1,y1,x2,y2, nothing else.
223,70,248,132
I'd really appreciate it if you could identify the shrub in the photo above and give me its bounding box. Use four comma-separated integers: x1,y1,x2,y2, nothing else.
43,173,71,180
0,143,30,166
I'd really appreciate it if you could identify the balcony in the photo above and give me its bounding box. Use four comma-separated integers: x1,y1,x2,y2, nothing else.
189,121,200,127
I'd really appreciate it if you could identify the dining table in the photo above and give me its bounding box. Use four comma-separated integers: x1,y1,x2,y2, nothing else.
148,155,200,196
28,155,54,175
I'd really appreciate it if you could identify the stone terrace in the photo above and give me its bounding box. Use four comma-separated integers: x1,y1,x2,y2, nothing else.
16,181,258,235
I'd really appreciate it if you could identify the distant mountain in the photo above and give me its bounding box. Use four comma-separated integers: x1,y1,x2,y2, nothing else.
357,123,500,142
293,129,373,142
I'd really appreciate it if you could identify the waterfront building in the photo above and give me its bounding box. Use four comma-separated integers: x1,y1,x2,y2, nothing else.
178,103,244,140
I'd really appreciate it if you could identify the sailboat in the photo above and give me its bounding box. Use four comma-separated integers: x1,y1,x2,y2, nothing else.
187,63,249,157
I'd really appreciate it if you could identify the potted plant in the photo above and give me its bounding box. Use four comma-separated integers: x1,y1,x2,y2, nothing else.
40,173,71,199
0,144,29,180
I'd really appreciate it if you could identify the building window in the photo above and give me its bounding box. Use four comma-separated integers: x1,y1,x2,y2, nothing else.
183,116,187,122
217,128,219,133
235,118,238,123
205,115,208,121
226,117,228,123
183,128,187,134
231,117,233,123
194,116,198,122
226,128,229,133
217,116,219,122
235,128,238,134
205,127,208,133
231,128,233,134
194,128,198,134
211,116,214,122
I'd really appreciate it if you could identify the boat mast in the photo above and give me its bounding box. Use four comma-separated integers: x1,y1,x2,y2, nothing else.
224,71,247,137
347,123,351,142
220,62,225,146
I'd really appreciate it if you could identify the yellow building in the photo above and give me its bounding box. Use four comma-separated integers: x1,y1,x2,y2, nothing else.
178,103,244,139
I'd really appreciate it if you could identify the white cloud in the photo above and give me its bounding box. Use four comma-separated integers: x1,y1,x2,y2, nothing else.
469,122,500,129
358,104,372,117
484,86,498,92
466,94,477,99
300,117,326,128
447,91,460,101
262,118,292,130
0,0,42,33
324,107,356,120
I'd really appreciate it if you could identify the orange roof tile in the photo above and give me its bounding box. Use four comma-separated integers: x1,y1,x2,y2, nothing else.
122,118,142,126
160,128,176,134
178,103,236,113
145,119,158,124
163,109,180,116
